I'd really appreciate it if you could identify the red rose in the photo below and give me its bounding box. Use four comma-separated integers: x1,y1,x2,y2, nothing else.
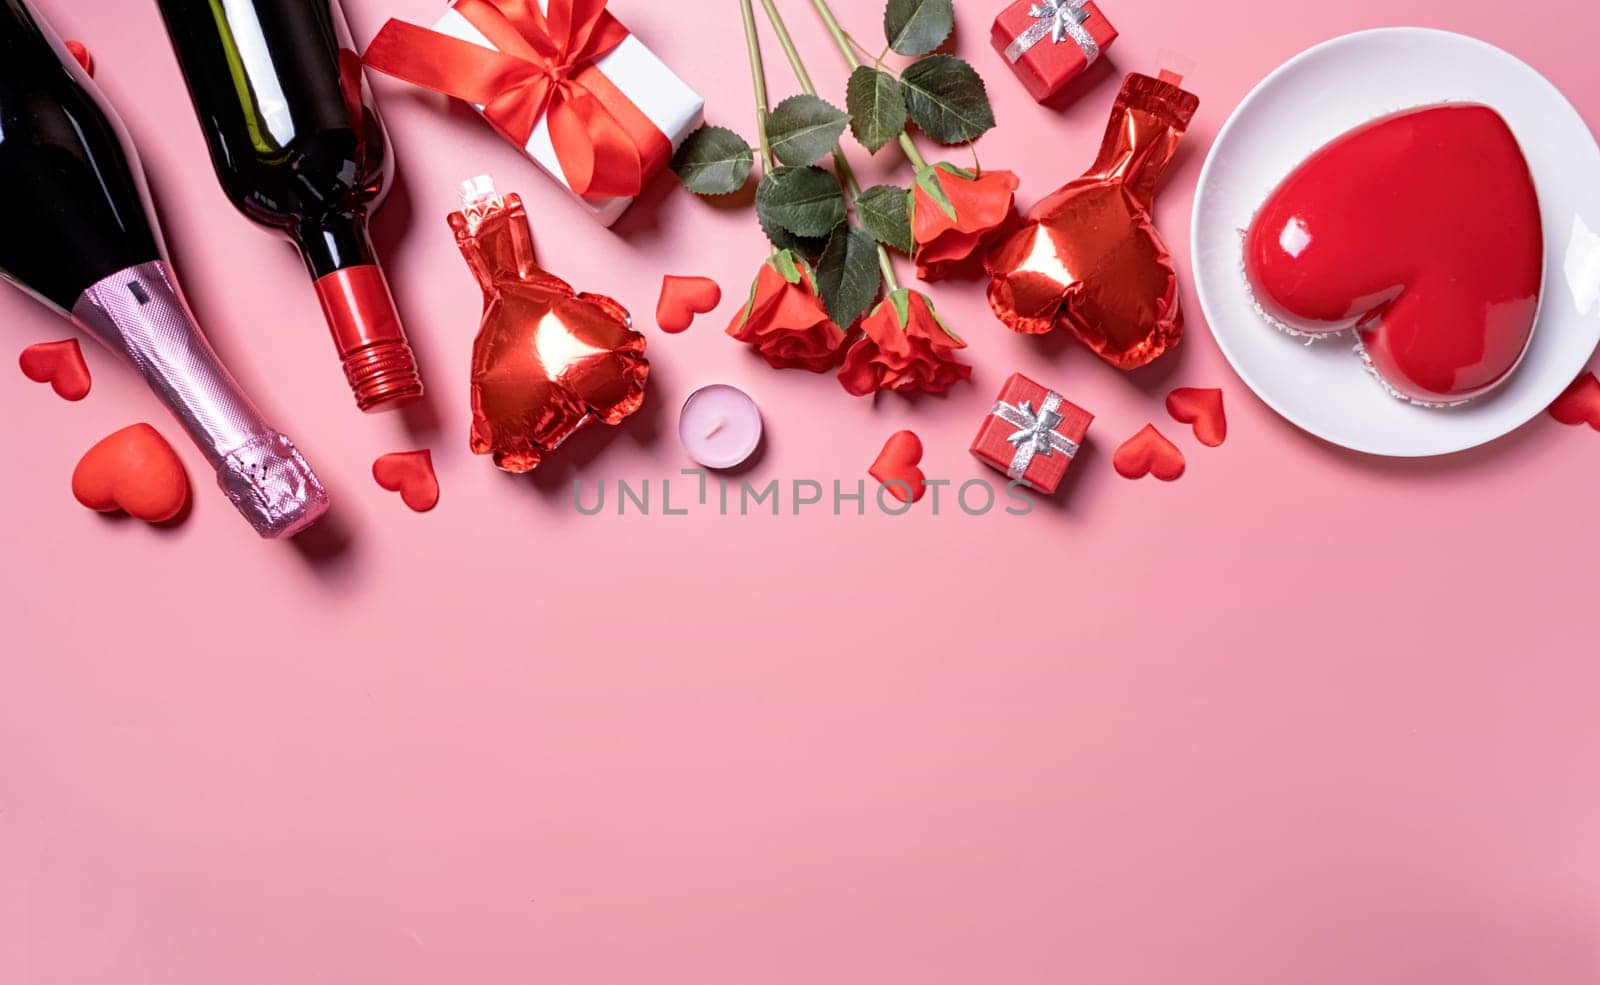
910,164,1021,280
838,289,973,396
727,251,850,372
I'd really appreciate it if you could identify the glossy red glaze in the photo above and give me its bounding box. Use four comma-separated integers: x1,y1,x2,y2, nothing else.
1244,104,1543,403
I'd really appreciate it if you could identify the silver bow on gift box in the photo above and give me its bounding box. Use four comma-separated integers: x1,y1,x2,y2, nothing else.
990,392,1080,481
1003,0,1102,65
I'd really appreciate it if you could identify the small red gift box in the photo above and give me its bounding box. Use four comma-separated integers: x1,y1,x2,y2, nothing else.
991,0,1118,103
971,373,1092,494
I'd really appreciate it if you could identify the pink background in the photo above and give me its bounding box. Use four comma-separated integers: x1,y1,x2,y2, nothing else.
4,0,1599,981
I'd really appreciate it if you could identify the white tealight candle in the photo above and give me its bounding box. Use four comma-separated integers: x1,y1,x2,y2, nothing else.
679,384,762,469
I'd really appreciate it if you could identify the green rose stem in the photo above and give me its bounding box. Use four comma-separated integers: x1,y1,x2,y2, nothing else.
808,0,930,172
739,0,780,258
740,0,777,175
758,0,900,292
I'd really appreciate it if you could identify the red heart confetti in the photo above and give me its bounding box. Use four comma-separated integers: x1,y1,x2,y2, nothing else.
1113,424,1185,481
656,275,722,334
1245,105,1542,404
1549,371,1600,430
373,450,439,512
19,339,92,401
65,40,93,76
869,430,926,503
1166,386,1226,446
72,423,189,522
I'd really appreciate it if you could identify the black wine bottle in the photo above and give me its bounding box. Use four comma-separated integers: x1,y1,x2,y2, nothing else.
156,0,423,412
0,0,328,538
0,0,160,311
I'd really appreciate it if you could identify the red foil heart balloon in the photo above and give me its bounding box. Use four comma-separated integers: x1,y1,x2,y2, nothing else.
987,72,1199,369
449,180,648,473
1245,104,1543,405
72,423,189,523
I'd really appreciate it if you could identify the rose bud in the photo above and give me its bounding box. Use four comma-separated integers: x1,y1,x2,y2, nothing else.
838,289,973,396
727,250,851,372
910,164,1021,280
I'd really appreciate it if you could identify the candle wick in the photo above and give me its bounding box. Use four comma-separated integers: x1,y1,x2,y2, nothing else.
704,417,724,440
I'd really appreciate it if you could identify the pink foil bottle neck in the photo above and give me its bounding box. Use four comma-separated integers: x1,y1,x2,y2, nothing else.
71,260,329,538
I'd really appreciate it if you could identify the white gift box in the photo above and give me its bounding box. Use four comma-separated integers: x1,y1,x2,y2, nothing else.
428,1,705,226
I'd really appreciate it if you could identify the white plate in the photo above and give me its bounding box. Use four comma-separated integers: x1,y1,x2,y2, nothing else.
1191,27,1600,457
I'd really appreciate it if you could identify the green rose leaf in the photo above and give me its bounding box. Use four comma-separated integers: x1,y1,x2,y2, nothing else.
816,223,884,327
756,165,848,238
846,66,908,154
883,0,954,57
670,125,755,195
766,94,850,168
759,206,829,260
900,55,996,144
855,184,913,254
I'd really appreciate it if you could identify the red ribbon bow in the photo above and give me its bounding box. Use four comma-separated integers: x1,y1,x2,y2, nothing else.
364,0,670,200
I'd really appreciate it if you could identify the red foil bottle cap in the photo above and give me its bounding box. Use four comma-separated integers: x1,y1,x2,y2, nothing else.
313,264,424,412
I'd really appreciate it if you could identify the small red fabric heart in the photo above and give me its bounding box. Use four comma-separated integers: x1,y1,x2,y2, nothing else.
656,275,722,334
1549,371,1600,429
1245,105,1542,404
65,40,93,76
19,339,92,401
1166,387,1226,446
373,450,439,512
1113,424,1185,481
870,430,926,503
72,423,189,522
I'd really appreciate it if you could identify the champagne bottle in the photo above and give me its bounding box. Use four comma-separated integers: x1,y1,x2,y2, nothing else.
0,0,328,538
156,0,424,412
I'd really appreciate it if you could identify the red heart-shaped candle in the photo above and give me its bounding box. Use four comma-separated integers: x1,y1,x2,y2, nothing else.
72,423,189,523
1244,104,1543,405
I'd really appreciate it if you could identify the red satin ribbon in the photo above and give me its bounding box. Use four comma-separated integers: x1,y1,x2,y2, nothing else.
363,0,671,201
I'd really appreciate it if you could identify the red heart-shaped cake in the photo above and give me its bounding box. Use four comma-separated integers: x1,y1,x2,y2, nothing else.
1244,104,1543,405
